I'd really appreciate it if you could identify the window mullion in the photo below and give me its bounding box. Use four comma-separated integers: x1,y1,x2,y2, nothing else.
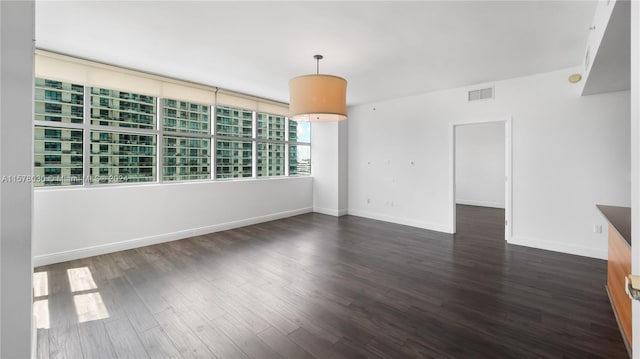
285,117,290,177
157,97,163,184
83,86,91,186
211,105,216,181
252,111,257,178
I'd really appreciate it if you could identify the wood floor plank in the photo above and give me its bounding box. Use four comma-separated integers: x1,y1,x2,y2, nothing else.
36,329,50,359
217,280,299,335
204,284,272,334
332,336,384,359
137,326,182,359
257,326,314,359
241,282,343,344
77,320,117,359
46,268,80,329
48,322,83,359
104,318,150,359
108,276,158,333
179,309,247,359
37,205,629,358
287,327,348,359
155,307,216,359
171,279,227,321
211,315,283,359
124,267,172,314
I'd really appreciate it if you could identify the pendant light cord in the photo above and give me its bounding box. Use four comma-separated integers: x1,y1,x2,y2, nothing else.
314,54,323,75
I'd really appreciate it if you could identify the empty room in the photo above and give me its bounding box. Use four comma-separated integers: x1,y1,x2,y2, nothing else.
1,1,640,358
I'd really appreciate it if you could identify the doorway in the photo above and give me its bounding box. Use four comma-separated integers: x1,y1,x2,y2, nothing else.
449,117,512,241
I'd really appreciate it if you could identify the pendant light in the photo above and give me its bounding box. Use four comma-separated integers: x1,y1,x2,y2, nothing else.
289,55,347,122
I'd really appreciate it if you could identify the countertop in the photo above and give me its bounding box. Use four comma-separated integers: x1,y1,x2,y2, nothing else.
597,204,631,247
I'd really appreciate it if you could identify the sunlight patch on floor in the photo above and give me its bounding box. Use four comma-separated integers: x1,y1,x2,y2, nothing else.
67,267,98,292
33,299,50,329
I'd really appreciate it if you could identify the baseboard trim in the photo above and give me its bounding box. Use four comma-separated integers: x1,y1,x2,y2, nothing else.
313,207,348,217
456,199,505,209
508,236,607,260
33,207,313,267
345,211,605,259
347,209,452,233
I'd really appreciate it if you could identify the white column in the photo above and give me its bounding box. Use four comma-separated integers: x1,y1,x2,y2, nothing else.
337,120,348,214
0,1,35,358
311,120,348,216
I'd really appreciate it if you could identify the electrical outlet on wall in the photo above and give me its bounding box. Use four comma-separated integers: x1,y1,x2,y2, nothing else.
593,224,603,234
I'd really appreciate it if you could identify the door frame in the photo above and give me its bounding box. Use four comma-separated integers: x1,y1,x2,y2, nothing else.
449,116,512,241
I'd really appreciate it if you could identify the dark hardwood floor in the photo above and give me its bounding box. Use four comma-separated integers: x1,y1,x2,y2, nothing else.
34,205,628,358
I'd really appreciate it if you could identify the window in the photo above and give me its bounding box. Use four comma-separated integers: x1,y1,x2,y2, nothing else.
35,78,84,124
215,106,254,179
34,77,84,187
90,131,156,184
43,168,62,186
216,106,252,138
44,155,62,164
257,143,284,177
163,136,210,181
216,139,253,179
289,120,311,175
163,99,209,134
45,90,61,102
44,142,61,152
34,75,309,189
90,87,156,129
257,113,285,141
256,113,286,177
162,99,211,181
88,87,157,184
45,129,61,139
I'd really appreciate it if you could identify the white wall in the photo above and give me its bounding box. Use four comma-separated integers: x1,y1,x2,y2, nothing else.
455,122,505,208
311,121,348,216
33,177,312,266
630,0,640,356
348,66,630,259
0,1,35,358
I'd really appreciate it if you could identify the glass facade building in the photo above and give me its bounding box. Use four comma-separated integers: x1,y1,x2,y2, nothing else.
257,113,286,177
215,106,254,179
163,99,211,181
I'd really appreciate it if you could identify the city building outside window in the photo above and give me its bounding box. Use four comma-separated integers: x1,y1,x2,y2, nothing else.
89,87,158,184
215,105,253,179
257,113,286,177
289,120,311,175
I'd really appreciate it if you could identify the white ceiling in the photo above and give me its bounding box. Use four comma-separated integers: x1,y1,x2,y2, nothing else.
35,1,597,105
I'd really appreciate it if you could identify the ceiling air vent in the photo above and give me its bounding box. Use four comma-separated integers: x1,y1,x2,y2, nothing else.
468,87,494,102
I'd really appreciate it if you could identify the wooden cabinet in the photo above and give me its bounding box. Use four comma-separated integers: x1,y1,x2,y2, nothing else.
607,224,632,348
599,204,632,355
